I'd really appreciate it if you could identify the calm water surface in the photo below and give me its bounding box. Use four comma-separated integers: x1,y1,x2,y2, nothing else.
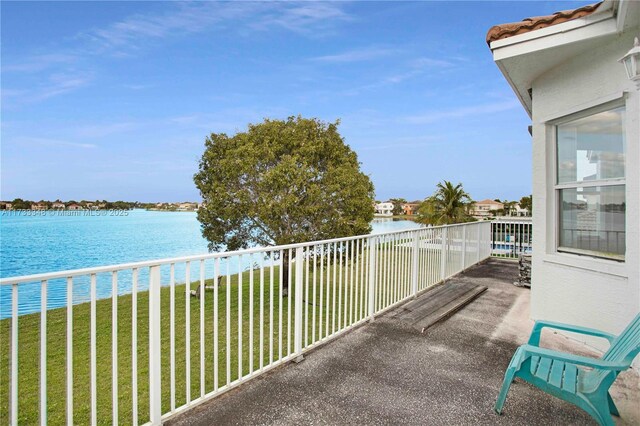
0,210,420,318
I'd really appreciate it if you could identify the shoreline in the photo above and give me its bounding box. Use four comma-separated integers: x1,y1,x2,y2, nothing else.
374,214,418,221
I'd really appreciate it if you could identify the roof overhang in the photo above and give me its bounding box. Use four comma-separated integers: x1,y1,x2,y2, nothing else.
488,0,637,118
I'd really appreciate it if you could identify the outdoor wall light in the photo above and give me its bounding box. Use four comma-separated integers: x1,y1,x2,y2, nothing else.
619,37,640,87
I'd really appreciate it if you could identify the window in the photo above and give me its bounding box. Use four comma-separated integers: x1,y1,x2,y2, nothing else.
555,106,625,260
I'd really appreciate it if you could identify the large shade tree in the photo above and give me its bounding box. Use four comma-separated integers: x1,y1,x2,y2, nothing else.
417,181,474,225
194,116,375,294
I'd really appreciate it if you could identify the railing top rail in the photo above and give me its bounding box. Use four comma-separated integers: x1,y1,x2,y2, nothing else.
491,217,532,223
0,221,489,285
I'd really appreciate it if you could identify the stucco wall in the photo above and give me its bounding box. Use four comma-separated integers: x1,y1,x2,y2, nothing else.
530,28,639,355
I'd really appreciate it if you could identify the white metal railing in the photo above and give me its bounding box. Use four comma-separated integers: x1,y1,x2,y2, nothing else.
0,221,491,425
490,218,533,259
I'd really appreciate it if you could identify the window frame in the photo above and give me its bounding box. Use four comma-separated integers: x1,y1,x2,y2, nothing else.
551,100,626,261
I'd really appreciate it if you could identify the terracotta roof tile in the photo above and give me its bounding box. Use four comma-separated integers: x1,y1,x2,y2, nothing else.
486,2,602,45
474,199,503,205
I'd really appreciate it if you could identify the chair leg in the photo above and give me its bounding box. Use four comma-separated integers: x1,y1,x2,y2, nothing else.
494,368,517,415
607,392,620,417
581,396,616,426
595,403,616,426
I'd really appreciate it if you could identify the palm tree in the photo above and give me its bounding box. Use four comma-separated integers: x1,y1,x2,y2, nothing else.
417,181,473,225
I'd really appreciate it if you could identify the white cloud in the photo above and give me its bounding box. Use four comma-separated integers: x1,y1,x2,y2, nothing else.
402,100,520,124
250,3,351,35
37,73,91,100
383,57,454,83
82,2,350,54
311,47,396,63
74,122,140,138
1,54,78,73
359,140,444,151
2,72,91,106
2,2,351,105
18,137,97,149
337,55,458,96
410,57,454,68
165,106,292,131
82,2,249,52
169,115,200,125
123,83,152,90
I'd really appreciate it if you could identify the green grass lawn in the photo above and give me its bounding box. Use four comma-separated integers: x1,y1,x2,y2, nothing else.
0,241,445,425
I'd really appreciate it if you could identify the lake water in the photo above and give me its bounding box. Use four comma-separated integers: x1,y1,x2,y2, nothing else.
0,210,420,318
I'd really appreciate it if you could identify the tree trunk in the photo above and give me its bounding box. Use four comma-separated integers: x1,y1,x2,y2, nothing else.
282,249,290,297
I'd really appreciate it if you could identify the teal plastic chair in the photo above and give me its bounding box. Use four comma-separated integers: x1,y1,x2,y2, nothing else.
495,313,640,425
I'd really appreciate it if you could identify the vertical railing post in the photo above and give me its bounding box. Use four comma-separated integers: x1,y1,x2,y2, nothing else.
11,284,18,426
476,223,481,263
149,266,162,425
40,280,47,426
490,221,495,258
490,222,494,260
367,236,377,322
440,227,447,281
411,231,419,298
294,247,304,362
461,226,467,271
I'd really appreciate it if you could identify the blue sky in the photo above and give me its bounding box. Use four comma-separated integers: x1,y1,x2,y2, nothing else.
1,1,586,203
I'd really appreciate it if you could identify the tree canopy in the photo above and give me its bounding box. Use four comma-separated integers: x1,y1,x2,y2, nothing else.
10,198,31,209
416,181,474,225
389,198,407,216
194,116,375,254
519,195,532,214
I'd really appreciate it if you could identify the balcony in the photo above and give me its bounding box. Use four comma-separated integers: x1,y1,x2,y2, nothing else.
1,221,637,425
166,259,639,426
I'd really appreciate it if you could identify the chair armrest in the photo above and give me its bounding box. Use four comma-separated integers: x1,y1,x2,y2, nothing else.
519,345,627,371
527,320,616,346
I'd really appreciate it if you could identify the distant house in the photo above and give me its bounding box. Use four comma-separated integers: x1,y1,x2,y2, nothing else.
98,203,107,209
31,202,47,211
470,199,503,218
512,203,530,217
0,202,12,210
67,204,82,210
177,202,197,211
401,201,421,216
374,202,394,216
51,202,65,209
487,0,639,357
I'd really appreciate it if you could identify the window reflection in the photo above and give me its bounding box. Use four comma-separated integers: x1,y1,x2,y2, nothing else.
559,186,625,257
557,107,625,184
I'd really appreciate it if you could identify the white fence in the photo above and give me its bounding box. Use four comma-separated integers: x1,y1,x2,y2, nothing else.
490,218,533,259
0,221,491,425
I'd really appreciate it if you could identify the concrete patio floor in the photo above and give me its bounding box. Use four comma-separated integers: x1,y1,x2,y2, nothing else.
167,259,639,426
